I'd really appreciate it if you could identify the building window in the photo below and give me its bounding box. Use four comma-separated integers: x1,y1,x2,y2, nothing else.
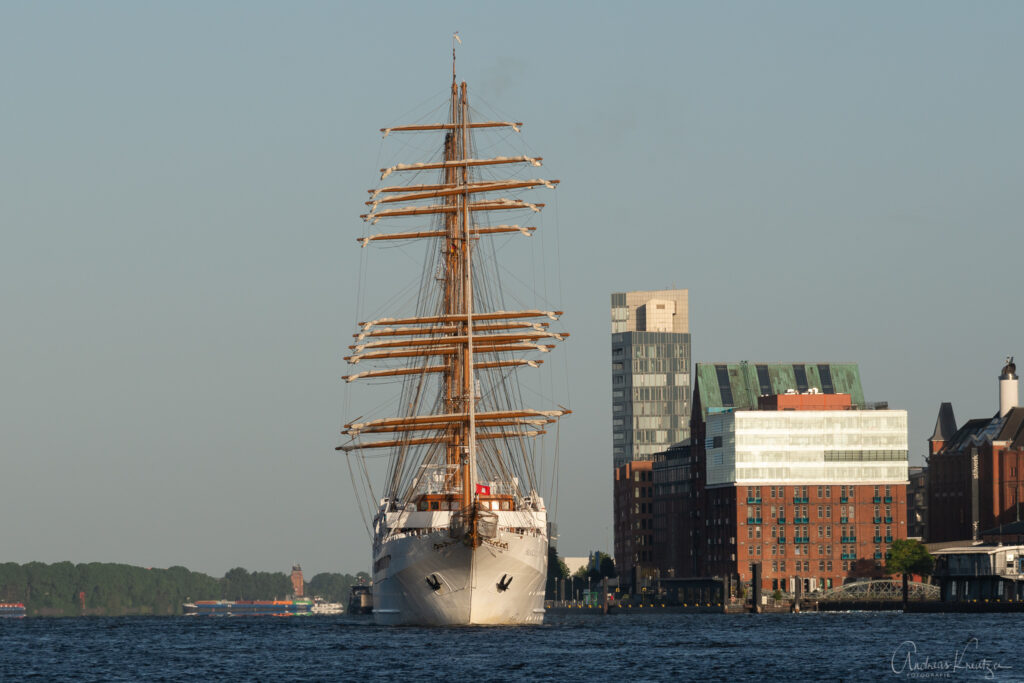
793,365,808,393
825,486,831,499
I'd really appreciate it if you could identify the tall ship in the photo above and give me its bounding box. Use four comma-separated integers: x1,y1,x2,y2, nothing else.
338,42,569,626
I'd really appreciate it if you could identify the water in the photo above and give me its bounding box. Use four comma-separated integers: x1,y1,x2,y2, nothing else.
1,612,1021,681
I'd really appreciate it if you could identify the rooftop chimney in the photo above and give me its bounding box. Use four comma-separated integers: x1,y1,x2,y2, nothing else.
999,357,1018,418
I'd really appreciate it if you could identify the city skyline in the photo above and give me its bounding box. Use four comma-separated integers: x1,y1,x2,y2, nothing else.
3,2,1023,576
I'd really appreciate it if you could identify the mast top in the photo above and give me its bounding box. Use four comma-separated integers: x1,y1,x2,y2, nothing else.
452,32,461,83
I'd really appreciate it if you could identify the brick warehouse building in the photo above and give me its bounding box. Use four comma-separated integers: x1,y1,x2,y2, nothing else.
928,360,1024,542
613,460,655,588
660,362,909,593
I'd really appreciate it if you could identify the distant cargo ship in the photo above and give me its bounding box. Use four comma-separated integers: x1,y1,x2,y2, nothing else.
183,598,313,616
0,602,26,618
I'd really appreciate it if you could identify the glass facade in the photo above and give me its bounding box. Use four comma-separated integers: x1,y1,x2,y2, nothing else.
705,410,909,486
612,330,691,466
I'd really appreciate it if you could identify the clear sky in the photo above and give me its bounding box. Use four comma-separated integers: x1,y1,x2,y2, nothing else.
3,2,1022,577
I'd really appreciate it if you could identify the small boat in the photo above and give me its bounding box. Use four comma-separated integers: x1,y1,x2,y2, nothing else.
348,585,372,615
182,598,313,616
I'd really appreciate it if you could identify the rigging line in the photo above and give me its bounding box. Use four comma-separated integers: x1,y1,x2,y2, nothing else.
345,451,373,540
381,89,449,136
551,191,571,410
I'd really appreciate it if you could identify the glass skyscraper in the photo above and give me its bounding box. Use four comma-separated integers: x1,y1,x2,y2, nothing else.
611,290,691,467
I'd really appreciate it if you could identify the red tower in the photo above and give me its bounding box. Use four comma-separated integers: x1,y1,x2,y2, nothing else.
290,565,304,597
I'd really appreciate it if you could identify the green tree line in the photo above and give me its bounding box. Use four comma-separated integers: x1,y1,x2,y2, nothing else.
0,562,368,616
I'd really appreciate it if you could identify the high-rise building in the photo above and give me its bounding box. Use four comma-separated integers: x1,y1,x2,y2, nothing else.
611,290,691,467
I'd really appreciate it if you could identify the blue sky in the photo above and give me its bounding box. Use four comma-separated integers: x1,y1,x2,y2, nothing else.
2,1,1022,576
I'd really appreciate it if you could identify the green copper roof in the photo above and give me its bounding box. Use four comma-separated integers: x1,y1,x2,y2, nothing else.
694,362,865,422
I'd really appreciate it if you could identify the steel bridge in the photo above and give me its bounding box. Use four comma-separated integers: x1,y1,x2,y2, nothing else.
818,579,938,601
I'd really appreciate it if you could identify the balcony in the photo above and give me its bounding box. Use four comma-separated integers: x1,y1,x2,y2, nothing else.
746,517,763,525
777,516,786,524
873,496,882,503
873,517,882,524
884,496,893,504
841,552,856,560
793,496,809,504
874,552,883,560
839,496,849,503
778,537,787,544
885,536,893,543
873,536,883,543
794,517,809,524
746,497,762,504
839,517,849,524
841,536,857,544
884,517,892,524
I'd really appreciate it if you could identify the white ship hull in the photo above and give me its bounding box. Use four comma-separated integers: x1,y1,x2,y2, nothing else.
371,506,548,626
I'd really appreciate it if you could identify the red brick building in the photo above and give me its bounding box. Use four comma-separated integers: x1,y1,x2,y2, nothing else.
928,362,1024,542
613,460,655,589
657,362,909,594
702,392,908,592
706,482,906,592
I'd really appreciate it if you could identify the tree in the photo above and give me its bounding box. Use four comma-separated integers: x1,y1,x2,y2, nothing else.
599,554,617,579
545,547,570,599
307,572,365,603
884,539,934,577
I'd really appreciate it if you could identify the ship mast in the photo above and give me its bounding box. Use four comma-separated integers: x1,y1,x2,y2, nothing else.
460,80,477,512
338,51,570,511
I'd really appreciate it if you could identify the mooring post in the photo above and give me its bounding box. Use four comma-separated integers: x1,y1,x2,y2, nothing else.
751,563,762,614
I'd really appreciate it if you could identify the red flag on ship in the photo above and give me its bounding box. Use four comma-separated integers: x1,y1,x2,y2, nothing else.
475,484,491,495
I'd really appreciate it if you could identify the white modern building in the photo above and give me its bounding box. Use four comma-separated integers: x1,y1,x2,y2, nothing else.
705,406,909,487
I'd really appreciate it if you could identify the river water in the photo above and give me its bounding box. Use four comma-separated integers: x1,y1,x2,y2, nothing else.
1,612,1020,681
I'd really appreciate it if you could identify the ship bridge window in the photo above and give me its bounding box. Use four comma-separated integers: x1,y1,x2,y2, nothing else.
419,500,428,511
501,500,511,511
430,501,440,511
